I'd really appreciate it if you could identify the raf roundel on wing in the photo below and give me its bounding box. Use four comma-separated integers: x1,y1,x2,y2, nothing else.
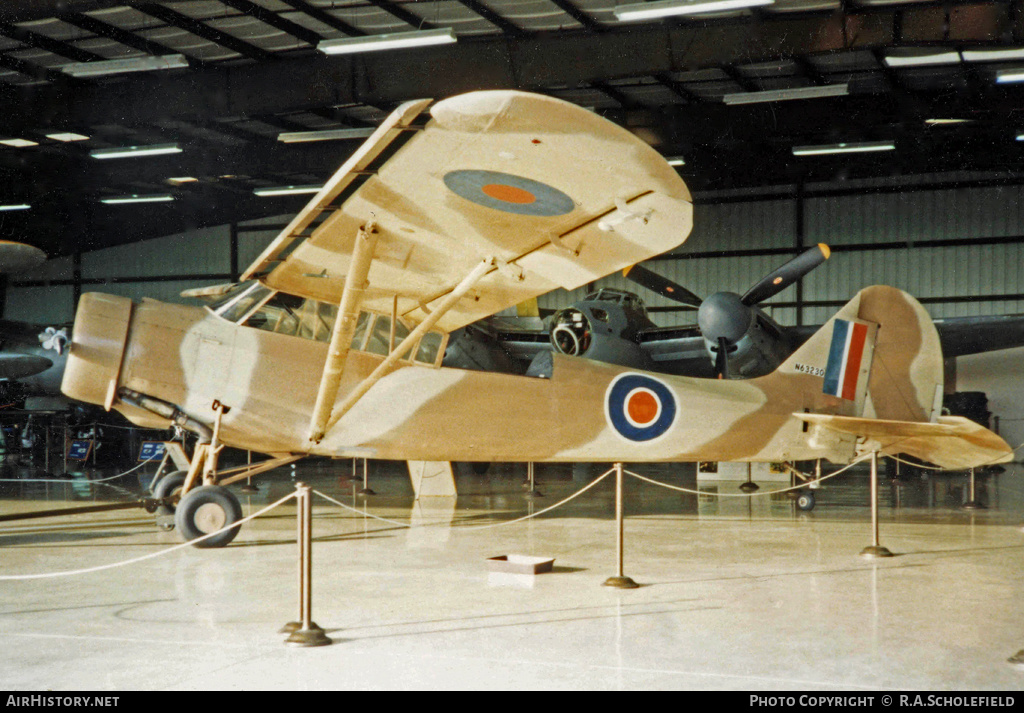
443,169,576,216
605,373,678,442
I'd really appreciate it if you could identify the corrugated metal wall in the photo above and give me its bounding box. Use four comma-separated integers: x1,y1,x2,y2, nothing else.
539,184,1024,328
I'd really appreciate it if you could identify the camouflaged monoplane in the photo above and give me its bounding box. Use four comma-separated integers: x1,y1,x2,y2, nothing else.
60,91,1013,547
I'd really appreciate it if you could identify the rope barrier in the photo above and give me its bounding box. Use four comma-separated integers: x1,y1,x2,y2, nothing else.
311,466,615,531
624,454,874,498
0,457,160,485
0,491,297,581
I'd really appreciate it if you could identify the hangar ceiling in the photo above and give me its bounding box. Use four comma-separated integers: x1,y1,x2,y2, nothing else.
0,0,1023,257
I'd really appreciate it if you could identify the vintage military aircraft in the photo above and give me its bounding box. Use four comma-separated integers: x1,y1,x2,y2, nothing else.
60,90,1012,547
457,251,1024,383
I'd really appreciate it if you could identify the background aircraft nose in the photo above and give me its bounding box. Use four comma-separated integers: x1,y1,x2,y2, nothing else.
60,293,133,410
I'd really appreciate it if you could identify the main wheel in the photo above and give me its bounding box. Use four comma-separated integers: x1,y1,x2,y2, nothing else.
796,490,816,511
174,485,244,548
152,470,188,520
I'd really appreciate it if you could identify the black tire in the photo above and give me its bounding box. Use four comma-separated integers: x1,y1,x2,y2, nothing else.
174,485,243,548
152,470,188,517
796,491,816,511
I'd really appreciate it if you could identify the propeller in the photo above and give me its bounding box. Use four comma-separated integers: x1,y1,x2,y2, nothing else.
621,264,703,308
624,244,831,377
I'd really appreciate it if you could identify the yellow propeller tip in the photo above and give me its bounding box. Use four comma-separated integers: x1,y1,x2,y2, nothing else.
818,243,831,259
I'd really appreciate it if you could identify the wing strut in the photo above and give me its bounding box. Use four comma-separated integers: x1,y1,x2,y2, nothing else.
317,257,497,440
307,222,380,443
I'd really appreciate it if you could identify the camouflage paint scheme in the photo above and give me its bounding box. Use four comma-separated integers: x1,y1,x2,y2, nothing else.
59,91,1011,472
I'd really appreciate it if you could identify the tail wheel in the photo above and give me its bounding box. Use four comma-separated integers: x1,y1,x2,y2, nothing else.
174,485,243,548
152,470,188,519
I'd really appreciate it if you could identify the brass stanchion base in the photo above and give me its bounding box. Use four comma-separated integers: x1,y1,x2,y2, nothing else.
1006,650,1024,669
602,575,640,589
239,483,259,493
524,489,544,499
962,501,986,510
284,623,331,647
739,481,759,493
357,488,376,496
859,545,894,558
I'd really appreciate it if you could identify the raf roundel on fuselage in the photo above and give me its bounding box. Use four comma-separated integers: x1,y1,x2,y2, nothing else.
605,373,678,442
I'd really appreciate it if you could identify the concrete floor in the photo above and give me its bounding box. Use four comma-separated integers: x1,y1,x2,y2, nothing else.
1,457,1024,690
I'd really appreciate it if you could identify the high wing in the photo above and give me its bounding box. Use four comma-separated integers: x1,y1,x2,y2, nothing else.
241,90,694,333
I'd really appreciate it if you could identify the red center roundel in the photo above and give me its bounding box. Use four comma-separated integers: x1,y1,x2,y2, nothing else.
626,389,659,425
481,183,537,205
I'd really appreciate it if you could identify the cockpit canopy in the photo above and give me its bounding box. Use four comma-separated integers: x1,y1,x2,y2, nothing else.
208,280,445,366
582,288,647,315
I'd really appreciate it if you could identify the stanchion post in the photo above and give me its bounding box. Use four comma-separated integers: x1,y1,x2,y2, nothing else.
963,467,984,509
603,463,639,589
282,483,331,647
860,451,893,558
524,461,543,499
358,457,375,496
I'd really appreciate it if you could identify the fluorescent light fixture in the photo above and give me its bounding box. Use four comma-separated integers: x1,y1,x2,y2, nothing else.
926,118,970,125
723,83,849,105
253,185,323,197
614,0,773,21
318,28,456,55
167,176,198,185
0,138,38,148
962,47,1024,62
100,194,175,205
1016,133,1024,141
996,68,1024,83
792,140,895,156
46,132,90,142
883,51,961,67
0,204,30,211
277,128,376,143
62,54,189,78
666,157,686,166
90,143,182,160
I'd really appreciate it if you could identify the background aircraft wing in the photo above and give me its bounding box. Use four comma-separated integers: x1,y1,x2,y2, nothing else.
241,90,693,333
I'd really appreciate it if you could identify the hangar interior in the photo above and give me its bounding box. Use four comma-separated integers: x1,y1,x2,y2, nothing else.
1,0,1024,691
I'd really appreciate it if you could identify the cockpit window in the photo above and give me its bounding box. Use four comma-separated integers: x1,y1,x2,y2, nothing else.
365,315,412,356
416,332,443,364
218,282,273,323
244,292,303,336
237,293,446,365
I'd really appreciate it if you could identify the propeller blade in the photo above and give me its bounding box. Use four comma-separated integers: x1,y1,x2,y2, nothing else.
622,264,703,308
715,337,729,379
740,243,831,306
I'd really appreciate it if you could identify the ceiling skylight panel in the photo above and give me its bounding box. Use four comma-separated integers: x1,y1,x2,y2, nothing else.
483,0,584,30
135,26,241,61
402,1,504,35
205,14,306,52
85,7,162,31
323,6,413,34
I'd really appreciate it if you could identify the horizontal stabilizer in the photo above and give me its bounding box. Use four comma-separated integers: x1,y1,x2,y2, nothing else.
795,413,1012,469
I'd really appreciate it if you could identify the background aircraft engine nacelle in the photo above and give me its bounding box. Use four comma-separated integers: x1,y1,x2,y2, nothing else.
550,308,592,356
60,293,132,410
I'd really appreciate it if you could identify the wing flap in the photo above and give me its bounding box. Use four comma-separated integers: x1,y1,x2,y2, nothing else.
795,413,1013,469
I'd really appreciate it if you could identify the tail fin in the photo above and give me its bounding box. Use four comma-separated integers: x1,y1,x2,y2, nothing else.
769,285,1011,468
775,285,943,423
